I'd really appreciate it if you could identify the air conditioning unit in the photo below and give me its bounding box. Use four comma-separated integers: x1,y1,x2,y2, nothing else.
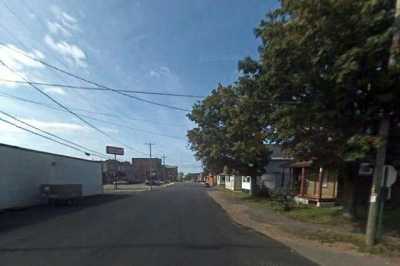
358,163,374,176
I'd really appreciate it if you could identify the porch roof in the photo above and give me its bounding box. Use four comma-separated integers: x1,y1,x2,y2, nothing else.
281,160,313,168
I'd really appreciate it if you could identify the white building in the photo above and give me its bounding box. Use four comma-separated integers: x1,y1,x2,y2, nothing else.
241,176,251,192
225,175,242,191
217,174,226,186
0,143,103,210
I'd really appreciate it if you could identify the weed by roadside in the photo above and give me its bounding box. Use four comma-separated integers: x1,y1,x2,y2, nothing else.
217,188,400,257
291,228,400,257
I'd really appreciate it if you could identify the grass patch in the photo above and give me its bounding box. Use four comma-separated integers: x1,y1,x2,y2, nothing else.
220,189,290,211
286,206,350,225
293,229,400,257
384,208,400,238
218,188,400,256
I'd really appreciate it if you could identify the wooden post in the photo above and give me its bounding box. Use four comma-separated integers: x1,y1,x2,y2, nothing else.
366,118,390,246
318,167,323,201
300,167,305,196
332,175,337,198
366,0,399,246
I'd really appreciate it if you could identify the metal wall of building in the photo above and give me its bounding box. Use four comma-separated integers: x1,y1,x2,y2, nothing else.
0,144,103,210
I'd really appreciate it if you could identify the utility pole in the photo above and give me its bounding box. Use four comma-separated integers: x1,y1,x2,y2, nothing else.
366,0,399,246
145,142,155,190
162,154,167,181
145,142,155,158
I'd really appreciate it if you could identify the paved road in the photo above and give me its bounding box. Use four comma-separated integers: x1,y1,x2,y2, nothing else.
0,183,315,266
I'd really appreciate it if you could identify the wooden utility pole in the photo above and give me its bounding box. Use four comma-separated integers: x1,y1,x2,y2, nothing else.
162,154,167,180
366,119,390,246
145,142,155,190
365,0,399,246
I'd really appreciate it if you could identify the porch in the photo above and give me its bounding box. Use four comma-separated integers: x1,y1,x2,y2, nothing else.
285,161,338,207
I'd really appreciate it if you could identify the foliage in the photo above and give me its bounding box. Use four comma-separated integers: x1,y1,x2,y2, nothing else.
187,0,400,176
187,81,271,176
255,0,400,165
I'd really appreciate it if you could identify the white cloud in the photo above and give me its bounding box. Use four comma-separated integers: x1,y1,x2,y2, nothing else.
149,70,161,78
49,5,79,32
149,66,172,79
44,35,87,67
0,44,44,87
43,86,66,95
62,12,77,24
21,119,85,132
0,118,86,133
47,21,72,37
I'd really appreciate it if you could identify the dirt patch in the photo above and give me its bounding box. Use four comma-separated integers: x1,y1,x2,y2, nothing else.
208,189,400,266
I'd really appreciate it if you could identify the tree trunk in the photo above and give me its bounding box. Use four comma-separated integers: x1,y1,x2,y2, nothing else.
338,163,357,218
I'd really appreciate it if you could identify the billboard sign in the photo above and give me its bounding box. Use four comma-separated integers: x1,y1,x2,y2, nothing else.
106,146,124,156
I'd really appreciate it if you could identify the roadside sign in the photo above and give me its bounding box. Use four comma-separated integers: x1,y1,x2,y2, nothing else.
106,146,124,156
382,165,397,188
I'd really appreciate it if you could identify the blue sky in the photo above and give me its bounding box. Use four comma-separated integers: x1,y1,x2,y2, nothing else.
0,0,278,173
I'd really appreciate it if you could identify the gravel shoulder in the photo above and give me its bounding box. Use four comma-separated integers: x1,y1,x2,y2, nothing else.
208,188,400,266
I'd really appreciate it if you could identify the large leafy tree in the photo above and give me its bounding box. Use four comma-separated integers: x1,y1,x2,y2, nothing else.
256,0,399,165
187,67,271,184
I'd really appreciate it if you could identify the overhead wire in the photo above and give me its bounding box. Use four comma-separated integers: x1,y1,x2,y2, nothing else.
0,3,183,155
0,43,191,112
0,79,203,98
0,109,108,159
0,91,188,127
0,116,103,158
0,92,187,141
0,60,147,156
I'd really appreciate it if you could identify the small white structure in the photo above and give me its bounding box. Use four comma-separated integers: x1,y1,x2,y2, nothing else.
241,176,251,192
225,175,242,191
0,143,103,210
217,174,226,186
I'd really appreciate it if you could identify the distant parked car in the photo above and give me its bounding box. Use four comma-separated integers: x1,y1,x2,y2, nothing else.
145,179,161,186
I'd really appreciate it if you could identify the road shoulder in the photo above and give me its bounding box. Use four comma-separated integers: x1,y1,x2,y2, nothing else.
208,189,400,266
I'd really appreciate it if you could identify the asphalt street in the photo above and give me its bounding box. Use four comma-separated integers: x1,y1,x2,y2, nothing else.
0,183,315,266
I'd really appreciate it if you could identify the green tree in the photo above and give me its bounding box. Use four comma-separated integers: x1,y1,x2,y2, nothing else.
187,79,271,193
255,0,400,216
256,0,399,164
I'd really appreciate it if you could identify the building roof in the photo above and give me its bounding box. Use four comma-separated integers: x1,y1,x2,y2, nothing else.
164,165,178,169
0,143,102,163
281,160,313,168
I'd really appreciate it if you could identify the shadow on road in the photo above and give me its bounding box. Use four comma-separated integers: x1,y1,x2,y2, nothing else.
0,241,278,252
0,194,132,234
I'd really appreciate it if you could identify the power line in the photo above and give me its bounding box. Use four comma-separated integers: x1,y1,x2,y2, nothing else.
0,60,146,156
0,92,187,140
0,91,187,127
0,109,108,159
0,43,191,111
0,3,71,71
1,1,30,30
0,116,101,158
0,60,113,138
0,5,148,156
1,1,138,123
0,79,203,98
80,115,186,141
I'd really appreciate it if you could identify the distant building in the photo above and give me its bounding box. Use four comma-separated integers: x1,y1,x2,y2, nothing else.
162,165,178,181
225,175,242,191
132,158,162,182
102,160,135,184
185,172,202,181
